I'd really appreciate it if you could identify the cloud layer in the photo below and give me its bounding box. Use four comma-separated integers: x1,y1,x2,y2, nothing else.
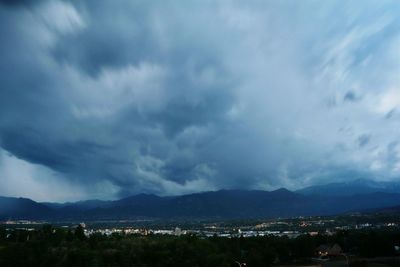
0,0,400,201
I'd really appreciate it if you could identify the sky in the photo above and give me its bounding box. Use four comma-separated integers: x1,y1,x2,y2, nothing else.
0,0,400,202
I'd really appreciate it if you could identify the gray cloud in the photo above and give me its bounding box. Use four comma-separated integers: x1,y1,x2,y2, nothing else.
1,0,400,200
357,134,371,148
0,0,42,7
344,91,361,103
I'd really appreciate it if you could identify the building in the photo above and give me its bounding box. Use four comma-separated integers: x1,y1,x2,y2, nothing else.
316,243,342,256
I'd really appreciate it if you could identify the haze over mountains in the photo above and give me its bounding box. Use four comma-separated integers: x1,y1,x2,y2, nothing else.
2,179,400,221
296,179,400,196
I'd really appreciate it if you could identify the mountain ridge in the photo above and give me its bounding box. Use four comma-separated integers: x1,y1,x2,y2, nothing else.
2,185,400,220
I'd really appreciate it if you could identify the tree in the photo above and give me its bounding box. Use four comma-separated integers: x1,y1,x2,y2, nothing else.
75,224,86,241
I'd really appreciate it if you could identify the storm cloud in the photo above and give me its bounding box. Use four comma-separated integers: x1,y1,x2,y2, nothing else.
1,0,400,201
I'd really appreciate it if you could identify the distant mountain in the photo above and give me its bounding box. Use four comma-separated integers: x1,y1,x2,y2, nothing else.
42,199,110,210
42,189,314,220
359,204,400,214
0,196,52,220
296,179,400,196
2,187,400,221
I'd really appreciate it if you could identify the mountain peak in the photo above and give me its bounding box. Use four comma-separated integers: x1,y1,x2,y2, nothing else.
273,187,291,192
270,188,294,195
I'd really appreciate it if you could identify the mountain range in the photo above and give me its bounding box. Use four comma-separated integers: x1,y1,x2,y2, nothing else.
2,179,400,221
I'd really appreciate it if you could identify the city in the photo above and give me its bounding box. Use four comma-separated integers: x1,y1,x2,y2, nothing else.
2,213,400,266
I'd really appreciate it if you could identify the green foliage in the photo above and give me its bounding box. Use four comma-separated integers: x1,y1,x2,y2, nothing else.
0,226,6,241
0,226,399,267
74,224,86,241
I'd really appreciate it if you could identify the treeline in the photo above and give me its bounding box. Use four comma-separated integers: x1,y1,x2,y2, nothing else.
0,225,399,266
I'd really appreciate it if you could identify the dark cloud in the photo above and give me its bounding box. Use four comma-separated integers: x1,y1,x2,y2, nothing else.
0,0,41,7
357,134,371,148
1,0,400,200
343,91,361,103
385,109,396,119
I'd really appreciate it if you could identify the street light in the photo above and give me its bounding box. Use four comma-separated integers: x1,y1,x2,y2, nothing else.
235,261,246,267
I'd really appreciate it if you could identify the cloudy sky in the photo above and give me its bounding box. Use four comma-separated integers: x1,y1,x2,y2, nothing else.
0,0,400,201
